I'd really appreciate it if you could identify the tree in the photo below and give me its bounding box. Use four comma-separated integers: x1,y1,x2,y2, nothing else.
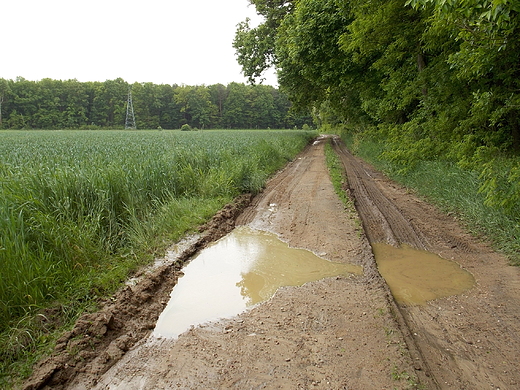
132,82,164,129
9,77,39,128
0,79,11,128
249,85,276,128
60,79,90,128
174,85,216,129
0,78,300,130
89,79,129,127
222,82,251,128
208,83,228,128
233,1,294,83
409,0,520,151
276,0,354,114
337,0,427,125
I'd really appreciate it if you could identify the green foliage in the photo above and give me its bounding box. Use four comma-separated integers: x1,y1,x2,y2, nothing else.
324,141,356,213
0,78,312,130
339,0,426,124
234,0,520,220
478,156,520,215
233,19,277,84
276,0,354,112
233,1,294,83
343,131,520,265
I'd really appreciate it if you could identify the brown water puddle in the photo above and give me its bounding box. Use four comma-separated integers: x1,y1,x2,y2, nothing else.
372,243,475,305
154,226,362,338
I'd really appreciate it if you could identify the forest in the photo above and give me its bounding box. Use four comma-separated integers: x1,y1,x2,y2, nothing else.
0,78,311,130
234,0,520,215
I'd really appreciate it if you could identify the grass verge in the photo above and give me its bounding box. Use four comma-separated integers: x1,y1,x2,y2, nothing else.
342,133,520,266
0,196,228,389
324,141,354,211
324,141,361,230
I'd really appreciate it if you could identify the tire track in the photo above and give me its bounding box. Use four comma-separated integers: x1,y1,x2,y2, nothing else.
331,135,520,390
331,136,427,250
61,135,423,390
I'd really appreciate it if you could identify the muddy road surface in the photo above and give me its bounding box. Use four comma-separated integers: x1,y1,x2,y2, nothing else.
25,136,520,389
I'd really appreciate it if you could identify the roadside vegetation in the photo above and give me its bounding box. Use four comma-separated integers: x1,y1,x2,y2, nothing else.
234,0,519,265
0,129,316,387
341,130,520,266
324,141,355,213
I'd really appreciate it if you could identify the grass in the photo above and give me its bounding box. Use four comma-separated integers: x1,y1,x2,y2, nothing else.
324,141,357,215
391,366,422,389
0,129,316,387
342,132,520,265
324,141,363,241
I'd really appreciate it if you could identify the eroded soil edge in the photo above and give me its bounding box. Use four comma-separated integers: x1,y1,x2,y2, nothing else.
23,195,253,390
75,136,418,390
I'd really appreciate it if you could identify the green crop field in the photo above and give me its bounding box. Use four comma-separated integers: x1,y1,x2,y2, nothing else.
0,129,316,384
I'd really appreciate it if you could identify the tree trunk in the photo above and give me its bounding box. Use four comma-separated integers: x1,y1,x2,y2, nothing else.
417,53,428,96
417,53,426,72
512,116,520,152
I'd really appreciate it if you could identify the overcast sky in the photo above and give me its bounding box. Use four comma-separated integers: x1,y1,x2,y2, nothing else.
2,0,277,86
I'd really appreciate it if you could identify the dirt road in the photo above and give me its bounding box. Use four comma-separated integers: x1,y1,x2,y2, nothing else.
331,137,520,389
25,136,520,389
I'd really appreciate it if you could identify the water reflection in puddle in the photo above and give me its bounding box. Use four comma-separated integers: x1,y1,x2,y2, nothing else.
154,226,362,338
372,243,475,305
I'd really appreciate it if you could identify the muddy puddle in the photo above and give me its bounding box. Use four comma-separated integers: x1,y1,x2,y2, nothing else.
154,226,362,338
372,243,475,305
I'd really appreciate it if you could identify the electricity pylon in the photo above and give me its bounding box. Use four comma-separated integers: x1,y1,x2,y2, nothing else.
125,88,136,129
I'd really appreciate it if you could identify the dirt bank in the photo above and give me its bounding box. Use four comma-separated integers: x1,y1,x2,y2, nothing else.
23,196,253,390
24,135,520,389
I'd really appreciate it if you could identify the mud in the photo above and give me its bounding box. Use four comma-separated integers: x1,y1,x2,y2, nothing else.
22,195,252,390
23,135,520,390
154,226,362,339
372,243,475,305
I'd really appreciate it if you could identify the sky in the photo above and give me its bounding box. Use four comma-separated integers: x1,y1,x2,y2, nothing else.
2,0,277,86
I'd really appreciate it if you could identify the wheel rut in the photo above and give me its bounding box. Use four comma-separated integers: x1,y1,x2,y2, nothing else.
331,136,427,250
332,135,520,390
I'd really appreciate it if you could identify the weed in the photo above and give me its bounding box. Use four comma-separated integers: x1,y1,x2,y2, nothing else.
384,327,394,337
391,366,421,389
324,141,357,215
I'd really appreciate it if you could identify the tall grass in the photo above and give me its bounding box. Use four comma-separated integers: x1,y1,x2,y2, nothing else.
341,131,520,265
0,129,315,385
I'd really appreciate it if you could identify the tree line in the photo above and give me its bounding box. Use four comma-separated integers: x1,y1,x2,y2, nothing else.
0,77,312,130
234,0,519,212
235,0,519,153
